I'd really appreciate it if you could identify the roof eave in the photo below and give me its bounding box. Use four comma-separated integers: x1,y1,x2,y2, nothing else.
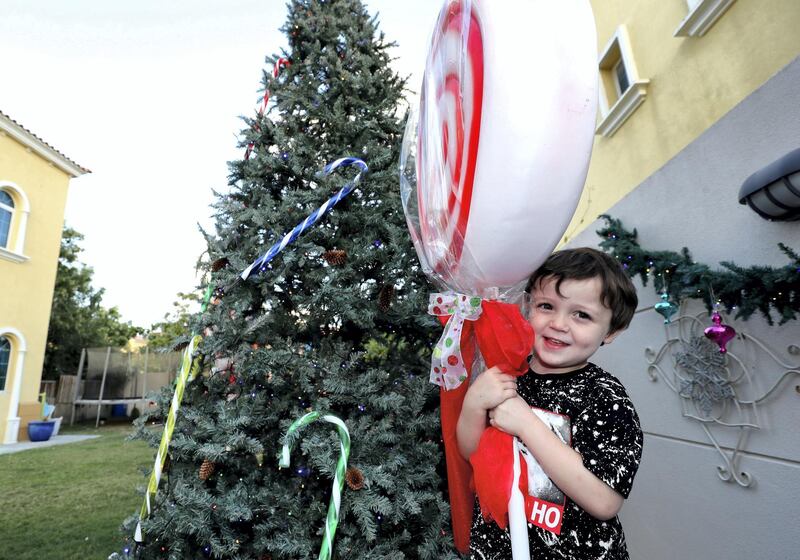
0,111,90,178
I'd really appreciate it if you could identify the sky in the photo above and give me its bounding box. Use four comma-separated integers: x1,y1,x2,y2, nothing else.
0,0,442,328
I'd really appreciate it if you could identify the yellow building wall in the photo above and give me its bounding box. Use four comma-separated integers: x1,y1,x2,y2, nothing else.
0,132,71,442
563,0,800,242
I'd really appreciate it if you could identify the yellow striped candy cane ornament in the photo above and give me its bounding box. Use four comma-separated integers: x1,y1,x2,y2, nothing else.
134,285,212,543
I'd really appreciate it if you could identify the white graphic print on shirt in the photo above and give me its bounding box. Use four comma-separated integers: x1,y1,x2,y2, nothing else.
519,408,571,535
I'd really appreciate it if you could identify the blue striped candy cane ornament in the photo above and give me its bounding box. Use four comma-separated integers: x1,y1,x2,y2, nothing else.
240,157,368,281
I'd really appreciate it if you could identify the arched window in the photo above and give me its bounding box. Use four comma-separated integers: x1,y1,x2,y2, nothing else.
0,182,30,262
0,190,13,249
0,336,10,391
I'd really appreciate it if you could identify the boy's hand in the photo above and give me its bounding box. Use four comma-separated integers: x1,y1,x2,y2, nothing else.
465,366,518,411
488,395,533,438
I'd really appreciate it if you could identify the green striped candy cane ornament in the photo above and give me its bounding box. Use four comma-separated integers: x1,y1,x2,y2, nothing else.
279,411,351,560
134,332,203,542
134,285,212,543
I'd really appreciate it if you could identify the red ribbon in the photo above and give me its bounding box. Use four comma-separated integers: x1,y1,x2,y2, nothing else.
437,299,533,552
244,57,291,161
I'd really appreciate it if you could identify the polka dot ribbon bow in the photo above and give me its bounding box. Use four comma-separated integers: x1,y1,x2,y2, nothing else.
428,293,483,390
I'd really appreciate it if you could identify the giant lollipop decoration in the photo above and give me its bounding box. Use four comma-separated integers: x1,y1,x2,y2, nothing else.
401,0,598,556
406,0,599,295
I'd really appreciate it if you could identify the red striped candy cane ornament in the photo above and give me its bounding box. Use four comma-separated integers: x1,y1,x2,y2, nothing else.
244,57,291,161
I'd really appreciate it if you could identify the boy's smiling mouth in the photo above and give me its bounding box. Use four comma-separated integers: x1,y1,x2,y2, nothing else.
543,336,570,348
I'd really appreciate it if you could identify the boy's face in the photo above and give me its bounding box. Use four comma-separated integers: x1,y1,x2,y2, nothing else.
527,275,620,374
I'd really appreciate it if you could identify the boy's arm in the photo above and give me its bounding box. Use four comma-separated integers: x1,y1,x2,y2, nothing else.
490,396,624,520
456,396,488,460
456,367,518,461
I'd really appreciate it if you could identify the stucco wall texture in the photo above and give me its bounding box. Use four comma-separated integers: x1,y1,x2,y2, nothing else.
566,56,800,560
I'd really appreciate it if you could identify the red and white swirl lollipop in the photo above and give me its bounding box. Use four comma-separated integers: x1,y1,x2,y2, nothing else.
400,1,599,556
415,1,484,286
402,0,599,294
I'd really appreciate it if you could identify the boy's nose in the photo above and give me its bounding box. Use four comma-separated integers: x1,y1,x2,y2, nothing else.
548,316,569,332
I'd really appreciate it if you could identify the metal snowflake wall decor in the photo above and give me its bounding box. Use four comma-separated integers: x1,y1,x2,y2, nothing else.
645,303,799,487
675,336,736,418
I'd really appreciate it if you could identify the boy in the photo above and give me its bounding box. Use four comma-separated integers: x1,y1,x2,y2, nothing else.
458,247,642,559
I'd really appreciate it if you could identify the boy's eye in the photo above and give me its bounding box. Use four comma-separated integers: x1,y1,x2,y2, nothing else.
575,311,592,320
536,303,552,310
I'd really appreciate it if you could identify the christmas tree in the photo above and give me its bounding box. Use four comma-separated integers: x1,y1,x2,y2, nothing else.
118,1,459,558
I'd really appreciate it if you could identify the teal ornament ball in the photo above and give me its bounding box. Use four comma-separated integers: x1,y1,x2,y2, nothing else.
654,293,678,323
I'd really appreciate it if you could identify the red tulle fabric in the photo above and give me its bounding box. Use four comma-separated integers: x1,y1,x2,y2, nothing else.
437,300,533,551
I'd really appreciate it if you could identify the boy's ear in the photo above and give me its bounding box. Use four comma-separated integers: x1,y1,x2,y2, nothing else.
603,329,623,346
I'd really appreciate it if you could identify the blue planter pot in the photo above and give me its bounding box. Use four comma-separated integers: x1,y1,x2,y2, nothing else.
27,421,55,442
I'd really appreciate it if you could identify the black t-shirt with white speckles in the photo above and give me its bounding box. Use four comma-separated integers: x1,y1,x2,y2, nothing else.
469,362,643,560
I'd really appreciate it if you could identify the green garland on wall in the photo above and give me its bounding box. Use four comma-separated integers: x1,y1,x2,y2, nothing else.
596,215,800,325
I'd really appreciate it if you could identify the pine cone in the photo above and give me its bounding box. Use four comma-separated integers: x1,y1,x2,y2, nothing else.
323,249,347,266
211,257,230,272
345,466,365,490
162,454,171,474
378,285,395,312
199,459,216,481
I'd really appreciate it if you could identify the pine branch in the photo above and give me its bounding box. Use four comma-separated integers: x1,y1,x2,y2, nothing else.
597,215,800,324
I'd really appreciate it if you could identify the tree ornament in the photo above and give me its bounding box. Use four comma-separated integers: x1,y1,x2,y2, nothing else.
280,411,350,560
598,215,800,325
345,467,365,490
378,284,395,312
323,249,347,266
226,385,242,401
199,459,216,481
704,311,736,353
240,158,368,281
135,334,204,543
211,257,230,272
654,292,678,323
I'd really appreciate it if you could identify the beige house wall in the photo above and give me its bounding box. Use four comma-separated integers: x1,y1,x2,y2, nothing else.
563,0,800,242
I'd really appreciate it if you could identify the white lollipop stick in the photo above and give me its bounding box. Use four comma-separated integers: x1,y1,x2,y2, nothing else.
509,436,531,560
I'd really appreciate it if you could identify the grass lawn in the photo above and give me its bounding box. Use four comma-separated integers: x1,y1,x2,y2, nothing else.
0,422,153,560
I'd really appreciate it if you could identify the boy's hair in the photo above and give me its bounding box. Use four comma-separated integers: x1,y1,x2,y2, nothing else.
525,247,638,333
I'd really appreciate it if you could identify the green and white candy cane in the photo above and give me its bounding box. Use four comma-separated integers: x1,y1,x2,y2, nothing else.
279,411,351,560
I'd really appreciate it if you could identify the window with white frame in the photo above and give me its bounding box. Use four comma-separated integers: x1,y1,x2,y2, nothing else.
0,336,10,391
0,190,13,249
0,183,30,263
596,25,650,138
612,59,630,98
675,0,737,37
